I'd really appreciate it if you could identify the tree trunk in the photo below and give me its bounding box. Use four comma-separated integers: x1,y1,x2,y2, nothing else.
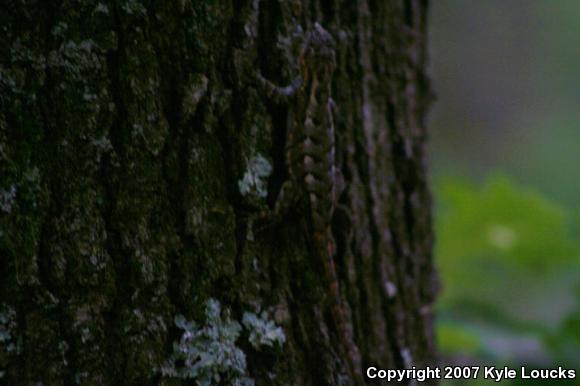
0,0,437,385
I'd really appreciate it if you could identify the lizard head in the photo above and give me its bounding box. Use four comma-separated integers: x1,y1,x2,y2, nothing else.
299,22,336,80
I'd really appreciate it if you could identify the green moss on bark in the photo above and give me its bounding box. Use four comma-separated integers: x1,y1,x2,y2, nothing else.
0,0,436,384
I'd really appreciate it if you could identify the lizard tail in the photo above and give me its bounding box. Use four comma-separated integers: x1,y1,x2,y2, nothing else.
314,232,363,382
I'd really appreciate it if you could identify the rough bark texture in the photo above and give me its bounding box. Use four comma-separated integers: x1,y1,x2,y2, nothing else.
0,0,436,385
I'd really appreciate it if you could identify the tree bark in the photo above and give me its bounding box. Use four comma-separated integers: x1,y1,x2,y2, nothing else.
0,0,437,385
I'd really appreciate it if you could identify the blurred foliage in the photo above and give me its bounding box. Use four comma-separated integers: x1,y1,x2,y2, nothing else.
544,285,580,364
437,321,482,355
430,0,580,208
435,174,580,368
437,174,576,304
430,1,580,382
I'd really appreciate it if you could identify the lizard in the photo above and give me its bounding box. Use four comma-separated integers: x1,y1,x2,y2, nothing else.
255,22,363,383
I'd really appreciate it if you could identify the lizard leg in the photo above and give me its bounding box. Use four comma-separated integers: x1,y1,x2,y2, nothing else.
272,179,299,219
255,73,303,103
255,179,298,225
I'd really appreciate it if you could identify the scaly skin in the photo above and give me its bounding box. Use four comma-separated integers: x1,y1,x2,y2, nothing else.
256,23,362,383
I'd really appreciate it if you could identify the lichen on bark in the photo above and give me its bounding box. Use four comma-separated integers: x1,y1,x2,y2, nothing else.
0,1,436,385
